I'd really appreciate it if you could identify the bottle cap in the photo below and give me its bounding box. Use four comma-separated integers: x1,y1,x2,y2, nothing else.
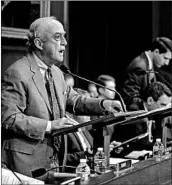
80,159,87,163
156,138,161,142
98,147,103,151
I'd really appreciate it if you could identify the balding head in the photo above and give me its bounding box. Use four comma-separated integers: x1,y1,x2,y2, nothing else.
26,16,67,66
27,16,63,52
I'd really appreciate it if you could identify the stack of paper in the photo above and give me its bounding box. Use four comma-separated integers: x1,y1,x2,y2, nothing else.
2,168,44,184
125,150,152,159
110,158,139,165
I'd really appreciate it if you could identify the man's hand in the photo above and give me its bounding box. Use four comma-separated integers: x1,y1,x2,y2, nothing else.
102,100,123,113
110,141,123,154
51,117,76,132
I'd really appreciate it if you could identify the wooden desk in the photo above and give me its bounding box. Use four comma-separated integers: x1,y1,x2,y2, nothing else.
81,156,172,185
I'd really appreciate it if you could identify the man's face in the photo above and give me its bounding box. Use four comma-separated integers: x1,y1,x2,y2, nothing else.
88,84,98,98
39,20,67,66
154,49,171,68
148,94,171,111
102,80,116,100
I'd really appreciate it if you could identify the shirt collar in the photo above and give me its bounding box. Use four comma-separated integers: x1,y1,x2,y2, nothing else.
143,102,148,111
145,51,153,70
33,52,48,71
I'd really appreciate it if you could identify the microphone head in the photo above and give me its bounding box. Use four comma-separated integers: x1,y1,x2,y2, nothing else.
60,65,70,74
32,168,47,178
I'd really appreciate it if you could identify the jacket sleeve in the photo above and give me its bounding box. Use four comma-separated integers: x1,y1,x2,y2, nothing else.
122,58,147,111
1,69,47,140
66,86,106,116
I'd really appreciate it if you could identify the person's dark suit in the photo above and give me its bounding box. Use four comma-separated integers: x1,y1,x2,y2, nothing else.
122,52,172,111
1,53,104,177
60,130,93,173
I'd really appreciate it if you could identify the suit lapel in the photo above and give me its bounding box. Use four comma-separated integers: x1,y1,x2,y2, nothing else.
33,73,52,113
27,54,52,113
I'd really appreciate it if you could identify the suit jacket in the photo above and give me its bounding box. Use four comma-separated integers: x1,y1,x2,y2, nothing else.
1,53,104,178
60,130,93,173
122,52,172,111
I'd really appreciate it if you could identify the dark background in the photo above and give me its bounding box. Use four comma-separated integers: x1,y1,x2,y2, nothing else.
2,1,172,94
68,1,152,93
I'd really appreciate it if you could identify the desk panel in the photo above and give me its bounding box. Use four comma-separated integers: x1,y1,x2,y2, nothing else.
82,156,172,185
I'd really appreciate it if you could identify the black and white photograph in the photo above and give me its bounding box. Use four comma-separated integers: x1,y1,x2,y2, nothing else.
1,1,172,184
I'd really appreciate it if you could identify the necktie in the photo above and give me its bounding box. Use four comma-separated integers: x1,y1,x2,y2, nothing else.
46,67,60,120
46,67,61,170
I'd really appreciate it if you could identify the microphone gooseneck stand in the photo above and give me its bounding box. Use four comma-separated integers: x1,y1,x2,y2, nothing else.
60,65,127,112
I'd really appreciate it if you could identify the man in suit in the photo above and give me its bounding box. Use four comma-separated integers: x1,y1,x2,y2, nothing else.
111,81,172,155
1,16,123,180
88,83,99,98
90,75,118,147
122,37,172,111
96,74,116,100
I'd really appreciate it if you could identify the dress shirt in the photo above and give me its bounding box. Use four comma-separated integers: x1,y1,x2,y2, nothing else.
145,51,156,83
33,52,51,133
145,51,153,70
143,102,153,142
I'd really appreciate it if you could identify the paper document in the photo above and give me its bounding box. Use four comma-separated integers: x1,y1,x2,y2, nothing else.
125,150,152,159
110,158,139,165
2,168,44,184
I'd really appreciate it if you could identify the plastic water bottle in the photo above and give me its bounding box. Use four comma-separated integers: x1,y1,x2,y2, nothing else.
94,148,107,173
153,138,163,162
76,159,90,181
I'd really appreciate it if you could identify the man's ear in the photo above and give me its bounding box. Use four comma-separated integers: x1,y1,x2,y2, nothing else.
153,49,159,55
34,38,43,50
147,96,154,105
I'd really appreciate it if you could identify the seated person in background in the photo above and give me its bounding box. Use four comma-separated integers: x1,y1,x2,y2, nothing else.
90,74,119,146
88,83,99,98
122,37,172,111
111,81,172,156
64,76,122,166
96,74,116,100
140,81,172,148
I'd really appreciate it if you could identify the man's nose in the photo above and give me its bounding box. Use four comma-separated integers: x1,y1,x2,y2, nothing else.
61,36,67,46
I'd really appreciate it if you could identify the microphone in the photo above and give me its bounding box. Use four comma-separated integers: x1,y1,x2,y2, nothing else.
135,69,159,76
32,166,102,178
137,69,172,90
112,132,149,150
60,65,127,112
60,64,71,74
32,166,76,178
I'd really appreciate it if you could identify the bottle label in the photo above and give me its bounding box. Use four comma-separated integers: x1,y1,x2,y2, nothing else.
160,146,165,156
76,166,90,181
77,172,89,181
94,159,107,172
